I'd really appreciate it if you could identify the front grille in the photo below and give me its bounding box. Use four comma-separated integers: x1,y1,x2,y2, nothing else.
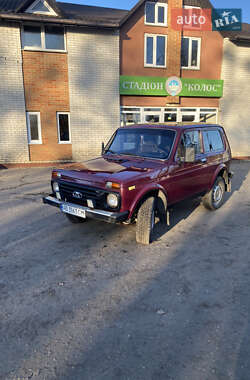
57,180,120,211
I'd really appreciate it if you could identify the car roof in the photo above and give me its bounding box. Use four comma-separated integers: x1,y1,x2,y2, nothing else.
119,123,222,131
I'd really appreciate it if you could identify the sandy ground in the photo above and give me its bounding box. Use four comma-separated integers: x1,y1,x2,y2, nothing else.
0,161,250,380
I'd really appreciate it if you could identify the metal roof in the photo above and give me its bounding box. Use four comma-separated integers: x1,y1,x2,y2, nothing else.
0,0,128,27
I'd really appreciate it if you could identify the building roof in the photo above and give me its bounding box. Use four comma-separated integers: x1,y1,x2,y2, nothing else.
58,2,127,24
0,0,128,28
222,23,250,42
0,0,249,36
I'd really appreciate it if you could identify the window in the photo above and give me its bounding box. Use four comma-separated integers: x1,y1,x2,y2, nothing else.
177,130,201,159
57,113,71,144
22,25,65,51
121,107,218,126
121,108,141,127
145,2,168,26
202,130,224,153
183,6,202,30
106,128,176,160
26,112,42,144
185,130,201,154
199,109,217,123
181,37,201,70
164,108,177,122
26,0,57,15
145,34,167,68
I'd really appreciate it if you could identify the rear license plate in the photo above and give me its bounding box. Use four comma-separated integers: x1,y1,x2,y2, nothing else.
60,203,86,219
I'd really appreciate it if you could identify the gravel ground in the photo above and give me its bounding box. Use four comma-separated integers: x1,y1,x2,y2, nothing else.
0,161,250,380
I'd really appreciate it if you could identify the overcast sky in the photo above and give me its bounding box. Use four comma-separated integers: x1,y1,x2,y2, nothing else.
59,0,250,23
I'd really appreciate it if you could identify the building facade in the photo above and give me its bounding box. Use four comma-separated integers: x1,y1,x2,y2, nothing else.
0,0,249,163
0,0,125,163
120,0,224,128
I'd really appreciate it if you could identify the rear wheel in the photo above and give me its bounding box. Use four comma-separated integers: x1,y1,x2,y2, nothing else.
202,176,225,210
65,214,87,223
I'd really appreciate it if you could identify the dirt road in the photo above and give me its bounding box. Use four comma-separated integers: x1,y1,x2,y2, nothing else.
0,161,250,380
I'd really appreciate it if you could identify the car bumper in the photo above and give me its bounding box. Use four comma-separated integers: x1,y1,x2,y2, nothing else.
42,195,129,224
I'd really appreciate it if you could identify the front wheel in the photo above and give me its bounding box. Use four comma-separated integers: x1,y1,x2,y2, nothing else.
202,176,225,210
136,197,156,245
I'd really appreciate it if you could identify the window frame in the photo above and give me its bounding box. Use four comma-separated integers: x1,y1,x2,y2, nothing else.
144,33,167,68
144,2,168,26
183,6,202,30
26,111,42,144
57,112,71,144
21,23,66,52
120,107,218,125
181,36,201,70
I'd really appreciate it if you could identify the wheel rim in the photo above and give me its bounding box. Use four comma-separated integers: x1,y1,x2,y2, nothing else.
213,183,223,206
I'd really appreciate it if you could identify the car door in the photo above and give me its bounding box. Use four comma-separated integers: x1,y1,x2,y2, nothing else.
163,129,209,204
201,128,226,185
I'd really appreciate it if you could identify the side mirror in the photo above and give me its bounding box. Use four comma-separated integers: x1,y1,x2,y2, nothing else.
101,142,105,155
184,146,195,163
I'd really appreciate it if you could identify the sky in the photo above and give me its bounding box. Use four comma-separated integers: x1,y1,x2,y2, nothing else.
59,0,250,23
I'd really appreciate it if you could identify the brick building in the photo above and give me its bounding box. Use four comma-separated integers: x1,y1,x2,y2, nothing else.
0,0,249,163
120,0,224,127
0,0,126,162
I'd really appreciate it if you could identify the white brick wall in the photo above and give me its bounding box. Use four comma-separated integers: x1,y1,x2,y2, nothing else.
67,28,120,160
220,38,250,157
0,22,29,163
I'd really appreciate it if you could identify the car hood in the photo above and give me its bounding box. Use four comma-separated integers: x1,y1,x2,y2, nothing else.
58,156,167,187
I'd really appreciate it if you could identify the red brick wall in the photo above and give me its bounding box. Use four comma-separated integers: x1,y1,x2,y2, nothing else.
120,0,223,108
22,51,71,161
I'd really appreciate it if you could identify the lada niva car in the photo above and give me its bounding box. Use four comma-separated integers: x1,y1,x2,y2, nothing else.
43,123,233,244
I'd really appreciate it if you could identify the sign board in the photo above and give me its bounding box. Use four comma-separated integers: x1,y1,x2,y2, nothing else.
120,75,224,98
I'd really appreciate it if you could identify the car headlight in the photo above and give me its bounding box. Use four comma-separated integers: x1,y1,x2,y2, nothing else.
52,181,59,193
107,193,119,208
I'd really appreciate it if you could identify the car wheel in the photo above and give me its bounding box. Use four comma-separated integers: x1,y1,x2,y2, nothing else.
136,197,157,245
65,213,87,223
202,176,225,210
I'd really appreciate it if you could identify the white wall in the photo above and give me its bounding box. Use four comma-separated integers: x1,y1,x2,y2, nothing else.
67,27,120,161
220,38,250,157
0,22,29,163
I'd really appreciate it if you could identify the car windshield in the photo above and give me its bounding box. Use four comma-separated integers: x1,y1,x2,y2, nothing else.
105,128,176,159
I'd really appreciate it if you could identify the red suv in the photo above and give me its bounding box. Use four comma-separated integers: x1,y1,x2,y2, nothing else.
43,124,233,244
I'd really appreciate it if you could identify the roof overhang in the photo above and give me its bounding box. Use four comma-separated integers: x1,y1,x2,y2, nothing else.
0,12,120,28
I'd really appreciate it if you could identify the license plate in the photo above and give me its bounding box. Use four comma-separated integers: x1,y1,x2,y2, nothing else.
60,203,86,219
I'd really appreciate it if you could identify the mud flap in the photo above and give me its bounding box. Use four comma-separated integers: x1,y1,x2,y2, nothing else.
223,171,233,193
167,210,170,226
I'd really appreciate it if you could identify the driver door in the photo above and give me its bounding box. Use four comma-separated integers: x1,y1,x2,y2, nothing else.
165,129,208,204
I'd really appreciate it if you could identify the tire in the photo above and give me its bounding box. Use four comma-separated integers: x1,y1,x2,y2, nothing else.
65,213,87,223
136,197,156,245
202,176,225,211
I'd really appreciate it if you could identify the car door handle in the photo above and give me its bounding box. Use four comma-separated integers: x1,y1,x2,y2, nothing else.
200,158,207,163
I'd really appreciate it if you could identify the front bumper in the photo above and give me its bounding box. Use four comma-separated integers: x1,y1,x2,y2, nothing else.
43,195,129,224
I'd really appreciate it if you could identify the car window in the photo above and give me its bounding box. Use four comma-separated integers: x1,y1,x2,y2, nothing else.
106,128,176,159
203,129,224,153
176,130,201,159
184,130,201,154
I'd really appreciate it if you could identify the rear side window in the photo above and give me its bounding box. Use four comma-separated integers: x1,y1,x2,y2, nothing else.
202,130,224,153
